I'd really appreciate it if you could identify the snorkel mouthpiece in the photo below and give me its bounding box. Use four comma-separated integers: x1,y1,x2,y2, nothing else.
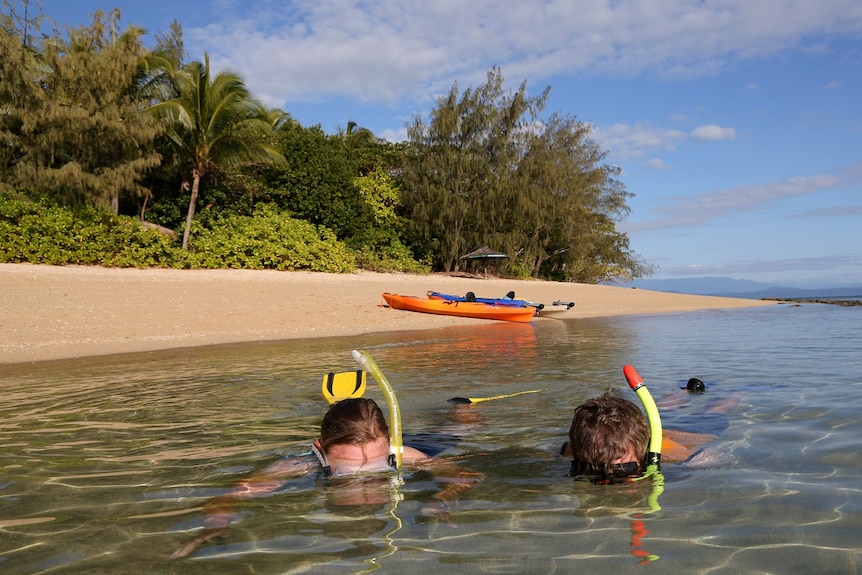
623,365,662,471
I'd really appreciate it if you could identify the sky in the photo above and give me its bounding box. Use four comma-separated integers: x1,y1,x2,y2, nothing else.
36,0,862,288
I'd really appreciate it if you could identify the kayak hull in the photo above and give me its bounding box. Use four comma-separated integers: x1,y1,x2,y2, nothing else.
382,293,535,323
536,303,575,318
427,291,575,319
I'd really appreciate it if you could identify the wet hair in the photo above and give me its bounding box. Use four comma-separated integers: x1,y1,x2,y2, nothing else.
319,398,390,454
568,392,649,477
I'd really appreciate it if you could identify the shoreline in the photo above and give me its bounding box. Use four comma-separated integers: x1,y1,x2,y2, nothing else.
0,263,777,365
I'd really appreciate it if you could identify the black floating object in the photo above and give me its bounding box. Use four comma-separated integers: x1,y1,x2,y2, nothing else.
447,397,472,404
686,378,706,393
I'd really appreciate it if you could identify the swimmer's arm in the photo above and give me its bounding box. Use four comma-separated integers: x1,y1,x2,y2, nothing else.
411,457,482,523
170,456,315,559
402,446,480,504
200,456,316,520
661,429,719,463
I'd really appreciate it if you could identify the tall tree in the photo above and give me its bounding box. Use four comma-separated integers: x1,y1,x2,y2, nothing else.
401,67,547,272
401,67,648,282
147,53,284,249
0,8,162,210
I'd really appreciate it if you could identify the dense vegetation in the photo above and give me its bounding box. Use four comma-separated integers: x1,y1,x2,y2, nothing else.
0,1,653,282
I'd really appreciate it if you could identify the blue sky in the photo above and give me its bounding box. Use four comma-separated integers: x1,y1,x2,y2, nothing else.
39,0,862,287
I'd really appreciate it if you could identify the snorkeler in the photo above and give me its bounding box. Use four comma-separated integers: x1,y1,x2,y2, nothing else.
562,382,735,482
170,397,478,559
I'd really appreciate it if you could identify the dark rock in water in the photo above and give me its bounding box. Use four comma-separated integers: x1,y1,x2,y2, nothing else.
764,298,862,307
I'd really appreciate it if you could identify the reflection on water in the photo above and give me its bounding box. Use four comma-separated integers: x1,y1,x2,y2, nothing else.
2,304,861,573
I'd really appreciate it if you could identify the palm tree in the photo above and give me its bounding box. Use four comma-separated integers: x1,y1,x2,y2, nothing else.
338,120,376,150
147,53,284,249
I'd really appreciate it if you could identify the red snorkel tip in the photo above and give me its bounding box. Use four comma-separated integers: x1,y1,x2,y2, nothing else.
623,365,644,391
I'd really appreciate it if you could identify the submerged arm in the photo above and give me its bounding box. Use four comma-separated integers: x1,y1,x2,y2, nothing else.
170,456,316,559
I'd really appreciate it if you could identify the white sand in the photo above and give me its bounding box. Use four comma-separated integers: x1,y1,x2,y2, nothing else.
0,263,775,364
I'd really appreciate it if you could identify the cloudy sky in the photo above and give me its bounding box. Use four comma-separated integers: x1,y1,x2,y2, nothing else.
40,0,862,287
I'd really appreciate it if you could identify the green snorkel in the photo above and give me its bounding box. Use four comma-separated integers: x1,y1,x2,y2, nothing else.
623,365,664,515
352,350,404,470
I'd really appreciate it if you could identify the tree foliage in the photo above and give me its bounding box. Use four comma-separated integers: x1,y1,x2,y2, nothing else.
146,53,284,249
0,7,162,211
1,1,652,282
401,67,651,282
401,67,547,272
349,166,428,273
254,119,367,239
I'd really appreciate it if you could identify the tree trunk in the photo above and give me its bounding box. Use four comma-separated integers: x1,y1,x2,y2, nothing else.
181,170,200,250
532,256,544,279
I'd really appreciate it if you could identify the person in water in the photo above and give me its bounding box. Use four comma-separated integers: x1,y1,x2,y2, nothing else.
170,397,477,559
561,389,733,481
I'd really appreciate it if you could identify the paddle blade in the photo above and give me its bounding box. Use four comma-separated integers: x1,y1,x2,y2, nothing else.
446,389,543,405
322,370,367,404
446,397,473,405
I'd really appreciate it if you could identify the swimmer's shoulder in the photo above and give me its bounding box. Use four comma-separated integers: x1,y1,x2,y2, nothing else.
402,444,430,462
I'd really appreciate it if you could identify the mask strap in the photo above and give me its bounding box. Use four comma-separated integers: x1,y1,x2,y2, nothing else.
311,443,332,477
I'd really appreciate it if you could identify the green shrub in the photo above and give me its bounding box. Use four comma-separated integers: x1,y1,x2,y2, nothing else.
1,194,362,273
0,193,183,267
184,204,356,273
348,228,430,274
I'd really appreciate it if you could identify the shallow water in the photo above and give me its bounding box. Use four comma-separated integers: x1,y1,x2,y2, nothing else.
2,303,861,574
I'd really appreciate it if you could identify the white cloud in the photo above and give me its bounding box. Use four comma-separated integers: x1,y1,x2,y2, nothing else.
691,124,737,140
661,254,862,277
378,127,408,143
626,171,852,232
644,158,671,170
822,80,842,90
185,0,862,107
592,123,686,160
792,205,862,217
594,122,737,160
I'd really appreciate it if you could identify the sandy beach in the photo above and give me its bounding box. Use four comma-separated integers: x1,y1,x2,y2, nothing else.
0,263,775,364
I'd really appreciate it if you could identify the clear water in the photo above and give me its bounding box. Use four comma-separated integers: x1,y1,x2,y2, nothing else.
2,302,861,574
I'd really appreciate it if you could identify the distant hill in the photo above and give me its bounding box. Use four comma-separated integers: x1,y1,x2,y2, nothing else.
616,277,862,299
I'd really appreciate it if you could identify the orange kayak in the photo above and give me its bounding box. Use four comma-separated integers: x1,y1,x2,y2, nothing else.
382,293,535,323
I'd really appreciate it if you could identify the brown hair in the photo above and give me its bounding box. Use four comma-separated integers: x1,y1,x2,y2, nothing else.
319,398,390,454
568,392,649,476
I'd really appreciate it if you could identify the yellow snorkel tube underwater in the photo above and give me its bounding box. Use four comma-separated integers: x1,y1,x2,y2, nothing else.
352,349,404,471
623,365,664,513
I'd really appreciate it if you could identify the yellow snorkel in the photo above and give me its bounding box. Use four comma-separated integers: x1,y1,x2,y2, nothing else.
352,350,404,470
624,365,662,470
623,365,664,517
